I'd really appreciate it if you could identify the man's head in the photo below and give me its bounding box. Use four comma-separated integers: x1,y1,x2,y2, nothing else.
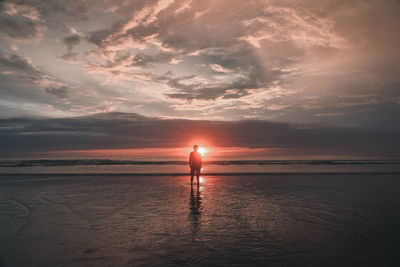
193,145,199,151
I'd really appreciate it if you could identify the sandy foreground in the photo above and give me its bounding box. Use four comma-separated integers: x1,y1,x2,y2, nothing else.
1,174,400,266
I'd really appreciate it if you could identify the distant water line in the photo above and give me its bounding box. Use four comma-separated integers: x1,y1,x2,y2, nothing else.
1,159,400,167
0,159,399,175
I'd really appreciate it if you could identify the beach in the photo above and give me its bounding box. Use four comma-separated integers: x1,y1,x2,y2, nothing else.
1,0,400,265
1,170,400,266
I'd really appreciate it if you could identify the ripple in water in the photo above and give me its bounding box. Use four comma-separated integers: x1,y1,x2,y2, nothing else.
0,174,399,266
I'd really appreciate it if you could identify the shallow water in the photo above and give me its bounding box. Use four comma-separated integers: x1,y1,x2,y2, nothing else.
1,159,400,174
1,174,400,266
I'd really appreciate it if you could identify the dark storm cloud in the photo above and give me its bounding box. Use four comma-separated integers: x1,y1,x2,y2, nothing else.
0,112,399,158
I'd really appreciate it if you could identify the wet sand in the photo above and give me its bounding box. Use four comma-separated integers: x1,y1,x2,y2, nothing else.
1,174,400,266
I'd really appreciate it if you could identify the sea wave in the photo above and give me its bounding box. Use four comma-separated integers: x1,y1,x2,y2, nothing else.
0,159,399,167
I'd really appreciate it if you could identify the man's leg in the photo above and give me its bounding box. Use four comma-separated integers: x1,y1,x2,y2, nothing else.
190,169,194,186
196,169,200,186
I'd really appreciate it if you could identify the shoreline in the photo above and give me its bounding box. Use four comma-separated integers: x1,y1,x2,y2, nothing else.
1,171,400,177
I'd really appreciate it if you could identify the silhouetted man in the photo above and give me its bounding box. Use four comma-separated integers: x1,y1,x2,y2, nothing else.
189,145,202,186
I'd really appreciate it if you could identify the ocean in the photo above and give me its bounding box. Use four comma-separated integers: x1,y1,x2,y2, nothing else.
1,159,400,266
1,158,400,175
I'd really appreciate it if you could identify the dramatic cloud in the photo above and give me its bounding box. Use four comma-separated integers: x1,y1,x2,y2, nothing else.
2,2,42,21
0,1,46,42
0,16,45,41
0,0,399,130
0,52,71,98
62,34,81,51
58,33,82,61
82,0,400,119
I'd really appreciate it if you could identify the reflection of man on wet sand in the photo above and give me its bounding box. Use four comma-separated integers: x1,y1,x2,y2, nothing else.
189,186,202,239
189,145,202,186
190,187,202,218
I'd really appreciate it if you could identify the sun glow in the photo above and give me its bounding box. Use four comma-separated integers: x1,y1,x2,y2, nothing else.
197,147,208,156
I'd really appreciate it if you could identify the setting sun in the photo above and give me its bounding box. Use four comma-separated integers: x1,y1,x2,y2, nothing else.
197,147,208,156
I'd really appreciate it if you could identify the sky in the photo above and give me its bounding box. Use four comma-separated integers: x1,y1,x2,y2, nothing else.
0,0,399,158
